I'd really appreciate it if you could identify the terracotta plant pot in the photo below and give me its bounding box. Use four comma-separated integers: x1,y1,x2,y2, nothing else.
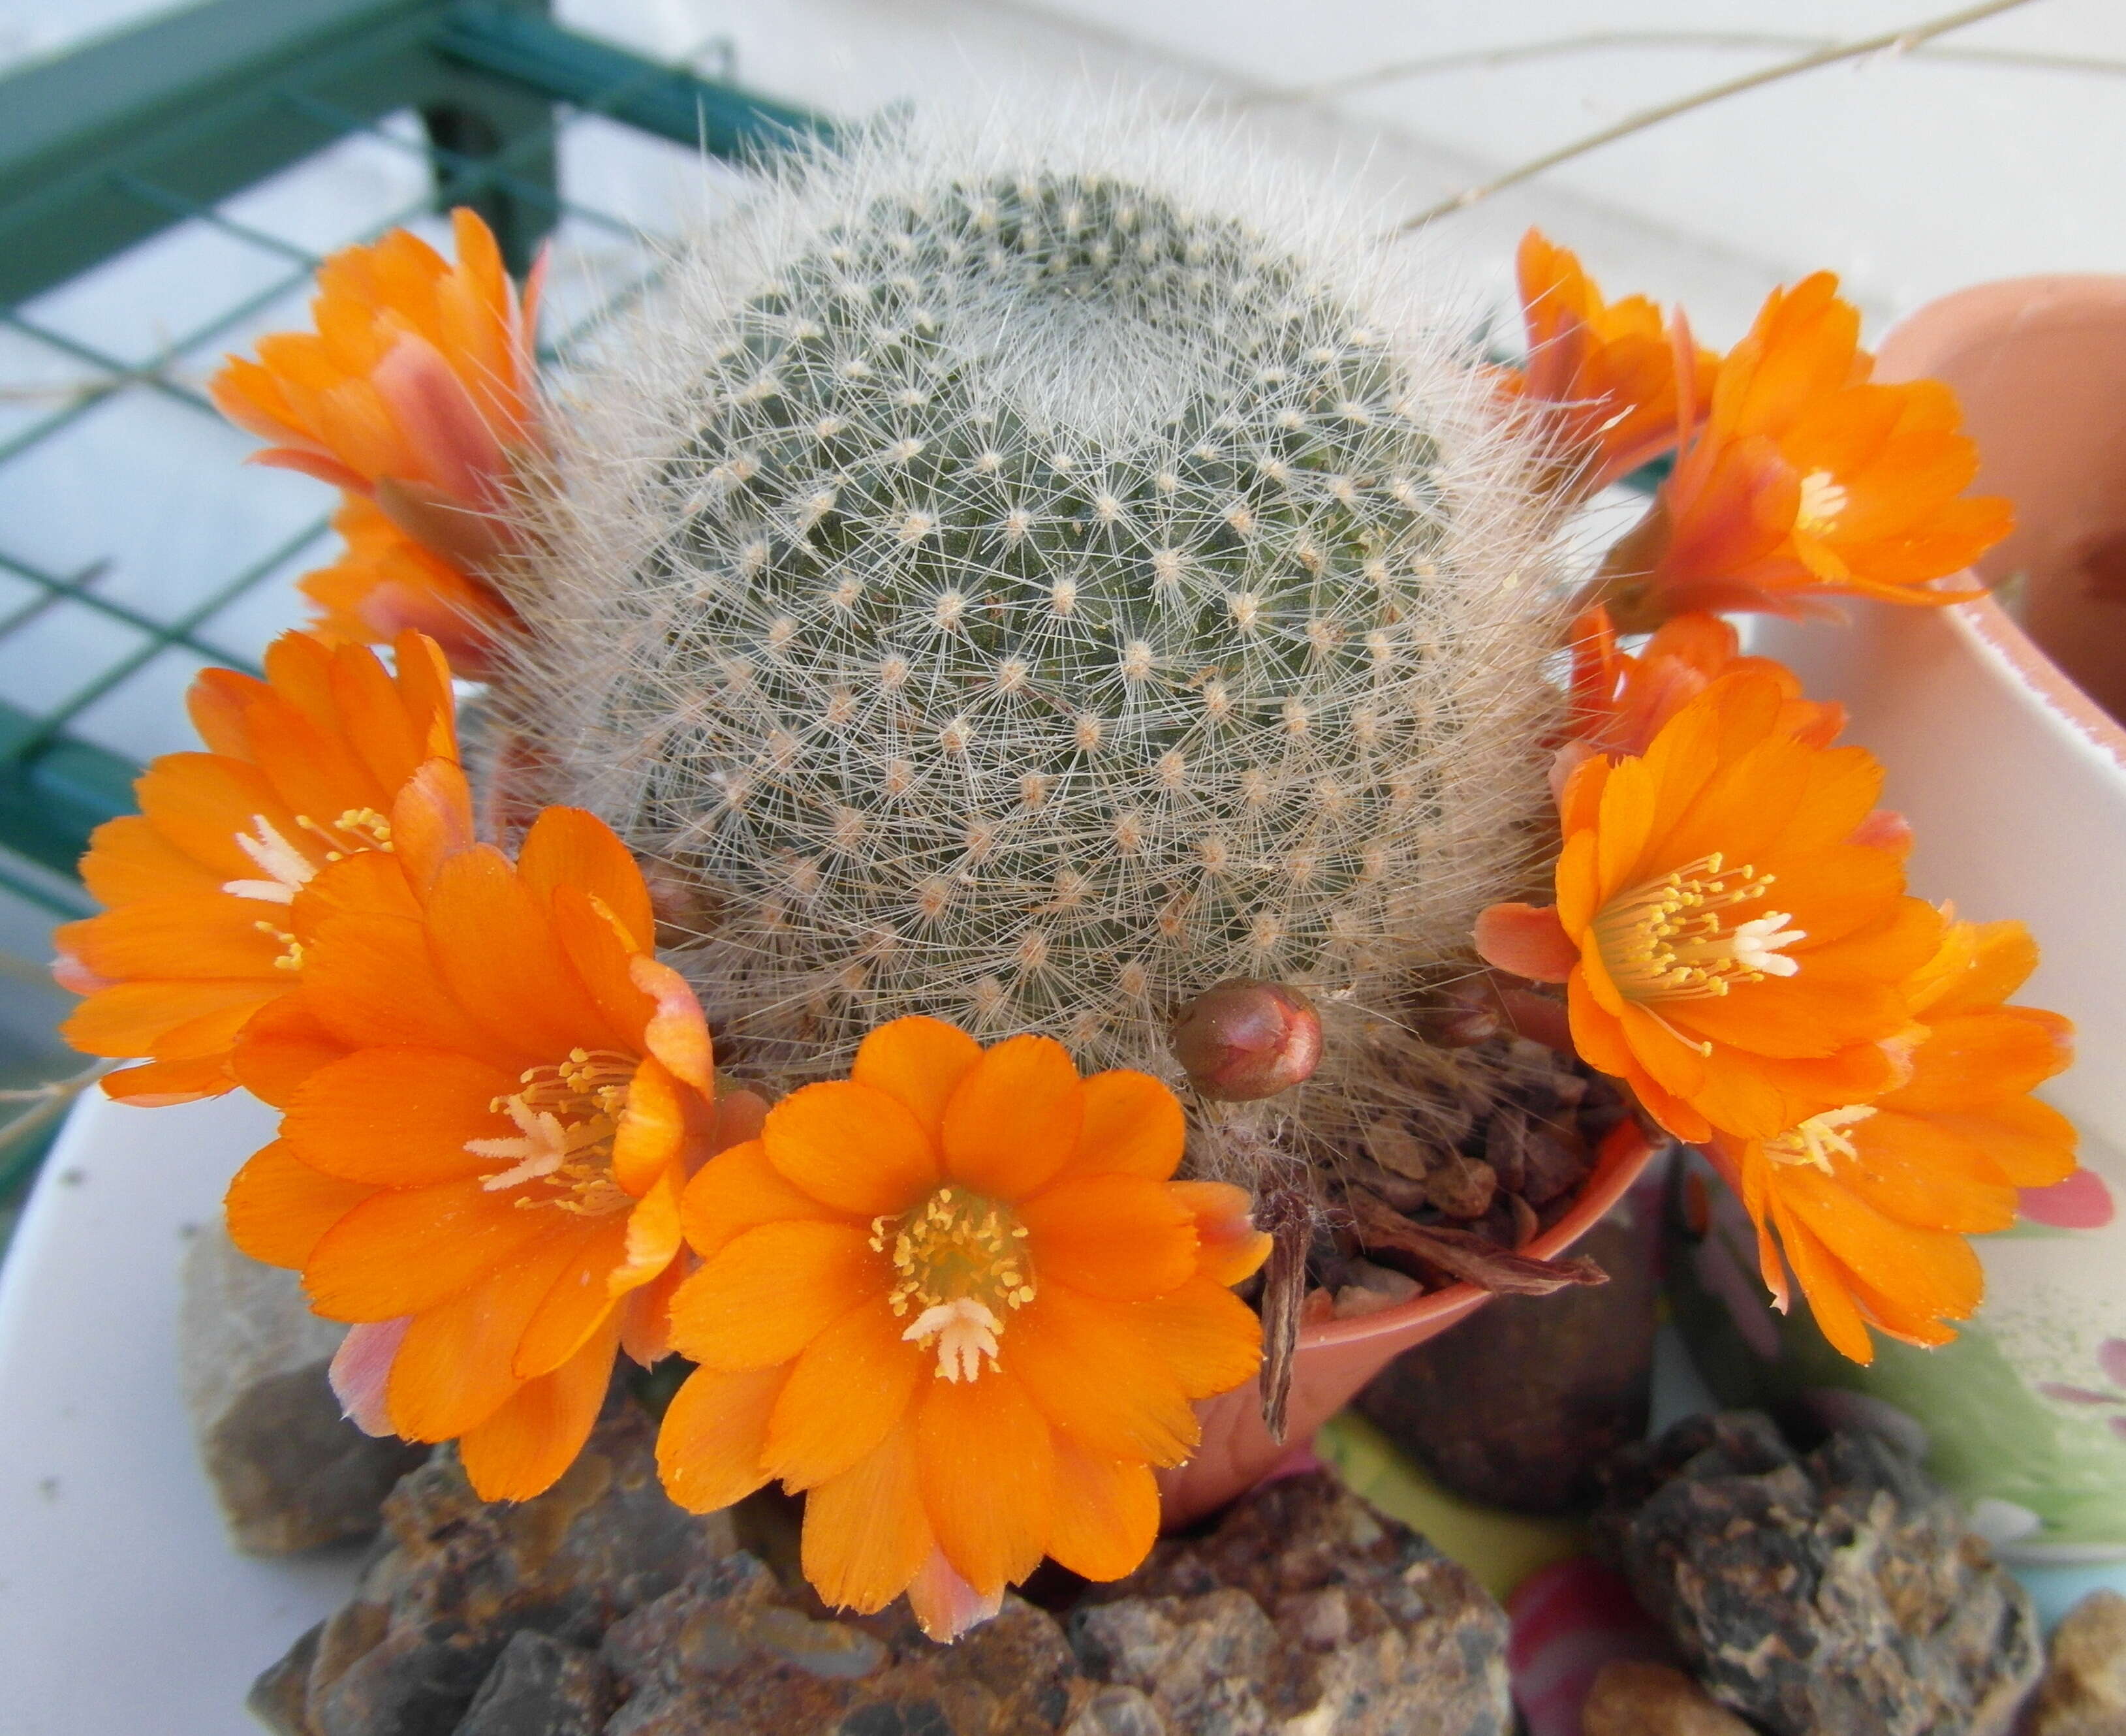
1683,275,2126,1564
1158,1124,1657,1528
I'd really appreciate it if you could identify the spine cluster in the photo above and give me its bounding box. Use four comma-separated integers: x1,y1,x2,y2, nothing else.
509,111,1566,1161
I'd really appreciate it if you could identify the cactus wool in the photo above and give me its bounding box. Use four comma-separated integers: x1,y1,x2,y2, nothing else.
507,104,1567,1172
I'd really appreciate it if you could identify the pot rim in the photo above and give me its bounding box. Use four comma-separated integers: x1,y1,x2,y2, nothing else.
1290,1120,1659,1352
1877,273,2126,777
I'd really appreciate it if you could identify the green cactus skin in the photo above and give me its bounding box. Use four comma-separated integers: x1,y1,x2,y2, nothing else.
510,115,1566,1162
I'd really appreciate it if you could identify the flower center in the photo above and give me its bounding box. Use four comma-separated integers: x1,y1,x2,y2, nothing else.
1796,469,1848,536
222,809,395,905
1763,1104,1875,1173
871,1186,1037,1382
1593,851,1806,1006
468,1047,636,1216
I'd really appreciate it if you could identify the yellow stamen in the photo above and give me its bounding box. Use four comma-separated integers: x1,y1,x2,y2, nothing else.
469,1046,637,1215
1764,1104,1875,1174
223,807,396,903
869,1185,1036,1381
1593,851,1806,1009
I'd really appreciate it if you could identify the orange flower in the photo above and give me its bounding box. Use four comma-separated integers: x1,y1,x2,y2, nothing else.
224,805,760,1502
1562,605,1843,760
653,1018,1270,1641
211,209,540,572
1475,671,1939,1143
56,630,465,1106
1713,915,2076,1363
1595,274,2010,628
1503,230,1716,499
300,495,514,681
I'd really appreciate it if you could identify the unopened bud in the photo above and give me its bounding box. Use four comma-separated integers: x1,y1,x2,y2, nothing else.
1171,979,1323,1102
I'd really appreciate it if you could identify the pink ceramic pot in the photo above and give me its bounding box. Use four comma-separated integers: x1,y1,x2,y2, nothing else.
1753,275,2126,1169
1718,276,2126,1564
1158,1123,1657,1528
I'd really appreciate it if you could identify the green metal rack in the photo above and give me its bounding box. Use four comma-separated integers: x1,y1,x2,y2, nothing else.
0,0,826,900
0,0,827,1221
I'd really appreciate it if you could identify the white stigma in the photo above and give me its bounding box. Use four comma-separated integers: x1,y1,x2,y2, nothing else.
223,815,315,905
1728,912,1806,976
903,1297,1004,1382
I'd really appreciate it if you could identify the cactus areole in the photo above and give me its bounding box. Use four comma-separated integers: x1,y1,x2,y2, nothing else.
513,110,1565,1168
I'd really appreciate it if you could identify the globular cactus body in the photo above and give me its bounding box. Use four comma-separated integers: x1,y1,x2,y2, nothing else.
509,106,1566,1165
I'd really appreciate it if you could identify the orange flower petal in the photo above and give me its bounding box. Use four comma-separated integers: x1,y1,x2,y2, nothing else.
1005,1283,1198,1465
63,893,285,983
458,1310,621,1502
224,1139,375,1269
283,1047,518,1185
763,1080,938,1217
516,806,656,952
631,955,714,1094
851,1016,983,1141
303,1176,556,1320
99,1055,240,1106
941,1034,1084,1201
1045,1440,1160,1583
1473,903,1578,984
916,1369,1055,1597
1057,1069,1185,1182
229,991,348,1108
762,1297,927,1490
298,908,516,1068
800,1415,933,1615
666,1220,885,1371
608,1164,685,1296
612,1055,689,1198
1771,1200,1875,1365
515,1215,632,1378
1018,1174,1197,1301
618,1252,689,1367
680,1138,845,1263
63,978,275,1060
1928,1098,2078,1190
1167,1181,1272,1286
655,1361,787,1514
1886,1008,2074,1112
422,846,607,1060
386,1230,593,1440
1135,1274,1263,1399
1840,1109,2018,1234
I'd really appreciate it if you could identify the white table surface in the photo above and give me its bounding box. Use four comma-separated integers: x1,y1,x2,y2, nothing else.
0,1090,362,1736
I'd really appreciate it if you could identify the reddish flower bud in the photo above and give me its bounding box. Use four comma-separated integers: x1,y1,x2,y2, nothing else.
1170,979,1324,1102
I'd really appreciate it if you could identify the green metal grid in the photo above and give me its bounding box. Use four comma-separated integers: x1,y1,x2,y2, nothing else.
0,0,828,907
0,0,828,1218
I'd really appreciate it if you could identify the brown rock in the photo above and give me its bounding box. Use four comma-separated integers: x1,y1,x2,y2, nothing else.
2024,1589,2126,1735
454,1630,614,1735
1063,1685,1167,1736
254,1393,735,1736
1597,1411,2042,1736
1581,1662,1755,1735
1077,1469,1511,1735
601,1551,881,1735
1356,1211,1656,1512
179,1222,423,1553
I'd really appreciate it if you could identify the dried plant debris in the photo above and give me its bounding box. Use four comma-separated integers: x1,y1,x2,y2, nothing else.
1312,1038,1631,1309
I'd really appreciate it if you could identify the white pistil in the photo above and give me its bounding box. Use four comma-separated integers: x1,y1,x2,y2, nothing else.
1765,1104,1876,1173
469,1096,574,1190
222,815,316,905
903,1297,1004,1383
1796,469,1849,535
1727,912,1806,976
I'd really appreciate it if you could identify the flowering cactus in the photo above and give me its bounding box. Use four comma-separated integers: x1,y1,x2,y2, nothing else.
506,110,1566,1175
